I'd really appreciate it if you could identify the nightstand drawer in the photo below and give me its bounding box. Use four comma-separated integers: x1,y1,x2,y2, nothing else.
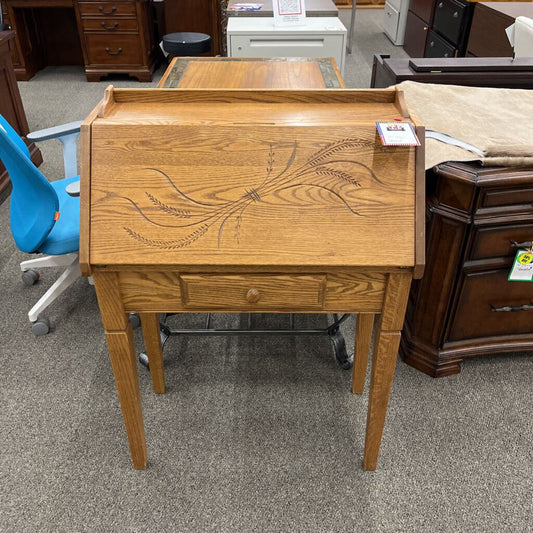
81,18,138,31
78,1,136,16
449,268,533,341
180,274,326,310
469,223,533,260
85,34,143,65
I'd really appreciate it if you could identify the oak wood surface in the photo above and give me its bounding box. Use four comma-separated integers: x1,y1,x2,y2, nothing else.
85,87,417,271
83,58,422,471
158,57,346,89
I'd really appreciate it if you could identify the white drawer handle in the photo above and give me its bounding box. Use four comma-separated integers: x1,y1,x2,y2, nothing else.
249,39,325,48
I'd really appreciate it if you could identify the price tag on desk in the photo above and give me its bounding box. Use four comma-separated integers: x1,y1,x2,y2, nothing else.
376,121,420,147
508,249,533,282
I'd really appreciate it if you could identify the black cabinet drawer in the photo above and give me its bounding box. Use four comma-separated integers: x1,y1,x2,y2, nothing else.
425,30,456,58
433,0,467,45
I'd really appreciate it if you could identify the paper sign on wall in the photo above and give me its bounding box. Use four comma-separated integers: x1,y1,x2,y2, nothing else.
273,0,307,26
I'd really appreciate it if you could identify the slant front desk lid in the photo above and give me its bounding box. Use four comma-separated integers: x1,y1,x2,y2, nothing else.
80,88,424,272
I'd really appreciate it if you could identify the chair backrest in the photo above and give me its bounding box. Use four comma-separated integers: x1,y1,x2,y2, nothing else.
514,17,533,58
0,114,58,253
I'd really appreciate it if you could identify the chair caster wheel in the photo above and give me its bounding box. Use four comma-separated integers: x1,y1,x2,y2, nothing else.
129,313,141,329
22,269,40,286
32,317,50,336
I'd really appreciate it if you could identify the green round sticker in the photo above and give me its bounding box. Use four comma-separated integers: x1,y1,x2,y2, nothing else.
518,253,533,265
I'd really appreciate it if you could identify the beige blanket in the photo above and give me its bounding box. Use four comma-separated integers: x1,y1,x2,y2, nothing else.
397,81,533,169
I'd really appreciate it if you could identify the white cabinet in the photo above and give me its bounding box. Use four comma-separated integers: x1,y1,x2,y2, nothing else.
383,0,410,46
227,17,347,75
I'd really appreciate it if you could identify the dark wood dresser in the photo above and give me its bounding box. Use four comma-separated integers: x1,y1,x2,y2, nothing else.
400,161,533,377
0,30,42,203
2,0,158,81
403,0,475,58
403,0,531,58
467,2,533,57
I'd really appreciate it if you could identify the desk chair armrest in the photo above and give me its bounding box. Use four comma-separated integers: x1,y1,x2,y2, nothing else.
27,120,83,179
26,121,83,143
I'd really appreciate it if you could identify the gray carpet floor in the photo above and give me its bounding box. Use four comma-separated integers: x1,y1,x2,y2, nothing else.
1,9,532,533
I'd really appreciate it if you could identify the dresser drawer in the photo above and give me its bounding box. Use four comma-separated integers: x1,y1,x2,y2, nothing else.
425,30,455,58
469,223,533,260
81,18,138,32
78,1,137,17
480,186,533,209
180,274,326,310
432,0,467,45
85,34,143,65
448,268,533,341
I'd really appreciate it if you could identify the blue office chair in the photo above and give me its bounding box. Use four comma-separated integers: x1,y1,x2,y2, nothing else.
0,113,82,335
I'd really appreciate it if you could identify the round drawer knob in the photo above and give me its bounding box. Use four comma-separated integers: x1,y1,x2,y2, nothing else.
246,288,261,303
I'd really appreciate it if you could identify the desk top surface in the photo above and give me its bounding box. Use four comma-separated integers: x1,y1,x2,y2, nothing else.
158,57,345,89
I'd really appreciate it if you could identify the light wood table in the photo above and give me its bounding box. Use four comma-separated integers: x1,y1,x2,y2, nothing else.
158,56,346,89
80,57,425,471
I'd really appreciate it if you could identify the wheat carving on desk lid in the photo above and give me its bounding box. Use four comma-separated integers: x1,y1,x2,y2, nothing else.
121,138,394,249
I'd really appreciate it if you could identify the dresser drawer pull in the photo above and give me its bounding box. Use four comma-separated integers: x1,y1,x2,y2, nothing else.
490,303,533,313
511,240,533,249
105,47,123,55
98,5,117,14
246,288,261,303
101,21,119,30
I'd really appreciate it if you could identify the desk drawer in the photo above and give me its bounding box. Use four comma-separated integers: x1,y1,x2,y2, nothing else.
81,18,138,32
180,274,326,310
85,34,143,65
78,1,137,17
117,271,386,313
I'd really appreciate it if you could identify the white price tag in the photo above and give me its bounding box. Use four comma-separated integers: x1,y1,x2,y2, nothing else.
273,0,307,26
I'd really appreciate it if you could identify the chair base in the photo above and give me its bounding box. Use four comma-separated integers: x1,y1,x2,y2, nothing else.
20,252,81,328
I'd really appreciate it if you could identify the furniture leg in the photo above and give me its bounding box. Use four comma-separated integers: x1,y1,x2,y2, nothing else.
140,313,165,394
93,272,147,469
352,313,374,394
363,272,411,470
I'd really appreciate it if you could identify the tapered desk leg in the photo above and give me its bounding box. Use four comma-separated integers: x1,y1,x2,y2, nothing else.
140,313,165,394
93,272,147,469
352,313,374,394
363,272,411,471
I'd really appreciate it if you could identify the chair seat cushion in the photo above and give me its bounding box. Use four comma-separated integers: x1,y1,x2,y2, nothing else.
162,32,211,55
39,175,80,255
